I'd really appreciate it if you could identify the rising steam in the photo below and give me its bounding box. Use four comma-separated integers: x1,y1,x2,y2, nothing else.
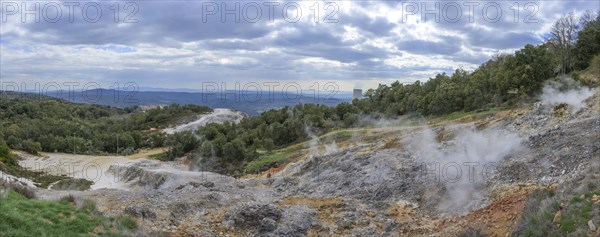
404,125,524,215
540,78,595,109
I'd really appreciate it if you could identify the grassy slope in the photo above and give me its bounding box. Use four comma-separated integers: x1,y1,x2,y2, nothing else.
0,191,135,237
244,107,511,174
517,188,600,237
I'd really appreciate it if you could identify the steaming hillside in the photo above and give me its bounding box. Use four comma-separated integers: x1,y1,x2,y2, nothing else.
8,87,595,236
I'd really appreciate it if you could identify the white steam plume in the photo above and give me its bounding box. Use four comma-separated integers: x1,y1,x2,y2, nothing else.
540,78,595,109
404,125,523,215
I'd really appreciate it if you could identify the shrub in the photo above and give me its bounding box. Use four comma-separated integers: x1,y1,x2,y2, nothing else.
119,215,138,230
79,199,97,214
60,194,76,204
8,183,36,199
512,189,557,237
50,178,93,191
0,140,17,166
21,140,42,155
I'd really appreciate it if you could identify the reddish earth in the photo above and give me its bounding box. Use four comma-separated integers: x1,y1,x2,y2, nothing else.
429,184,555,237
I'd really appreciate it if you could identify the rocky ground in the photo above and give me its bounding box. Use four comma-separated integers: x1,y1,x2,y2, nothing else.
17,89,600,236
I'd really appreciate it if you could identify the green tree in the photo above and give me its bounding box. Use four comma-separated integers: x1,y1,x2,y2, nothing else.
573,12,600,70
21,140,42,155
262,138,274,152
223,139,245,161
343,113,359,127
198,140,214,157
513,44,555,95
0,140,16,166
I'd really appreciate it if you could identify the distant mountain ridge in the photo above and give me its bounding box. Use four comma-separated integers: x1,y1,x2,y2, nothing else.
38,88,352,116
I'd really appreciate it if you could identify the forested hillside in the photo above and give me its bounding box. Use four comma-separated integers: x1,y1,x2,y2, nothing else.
0,92,211,155
356,12,600,115
172,12,600,173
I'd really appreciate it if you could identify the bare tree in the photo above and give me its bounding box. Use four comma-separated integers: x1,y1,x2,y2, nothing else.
550,12,578,74
579,10,598,27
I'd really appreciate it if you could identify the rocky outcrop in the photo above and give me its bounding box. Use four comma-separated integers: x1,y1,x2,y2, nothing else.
106,160,235,189
224,203,282,232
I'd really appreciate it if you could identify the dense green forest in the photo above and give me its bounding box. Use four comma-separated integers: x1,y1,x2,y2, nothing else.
0,11,599,175
0,93,211,155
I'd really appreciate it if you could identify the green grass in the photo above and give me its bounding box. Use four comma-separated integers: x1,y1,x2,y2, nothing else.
517,189,559,237
516,189,599,237
320,128,376,143
332,130,355,140
433,110,480,121
244,150,296,174
559,197,593,234
0,154,17,166
426,107,511,124
0,191,136,237
148,152,167,160
119,216,138,230
50,178,94,191
521,210,555,237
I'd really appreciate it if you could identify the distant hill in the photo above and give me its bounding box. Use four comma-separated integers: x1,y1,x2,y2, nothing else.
40,89,352,116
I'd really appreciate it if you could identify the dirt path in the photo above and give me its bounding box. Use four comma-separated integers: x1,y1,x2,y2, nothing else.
128,147,167,159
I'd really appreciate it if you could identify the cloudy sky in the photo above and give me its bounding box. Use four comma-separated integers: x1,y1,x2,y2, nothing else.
1,0,599,92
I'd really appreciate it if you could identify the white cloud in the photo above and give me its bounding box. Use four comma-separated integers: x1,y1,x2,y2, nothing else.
0,0,598,91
